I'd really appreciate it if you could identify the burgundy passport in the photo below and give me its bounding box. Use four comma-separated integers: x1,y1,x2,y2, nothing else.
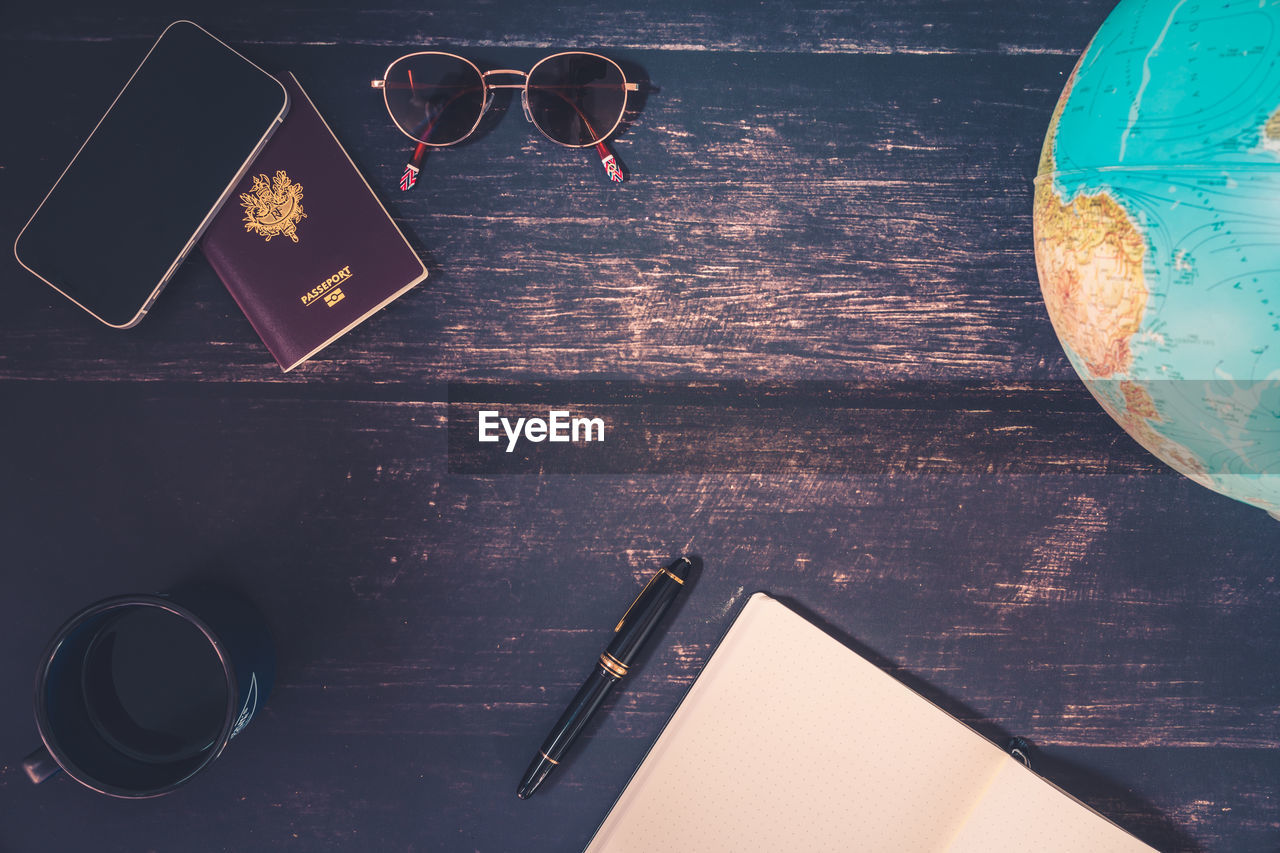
201,72,426,371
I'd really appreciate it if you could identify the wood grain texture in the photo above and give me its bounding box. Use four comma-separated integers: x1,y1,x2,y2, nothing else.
1,1,1114,55
1,1,1278,852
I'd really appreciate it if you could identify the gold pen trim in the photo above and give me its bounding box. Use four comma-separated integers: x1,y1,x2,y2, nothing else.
615,570,661,632
599,652,629,678
614,560,687,631
539,750,560,765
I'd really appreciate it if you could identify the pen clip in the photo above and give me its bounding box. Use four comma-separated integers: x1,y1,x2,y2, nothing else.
615,568,664,632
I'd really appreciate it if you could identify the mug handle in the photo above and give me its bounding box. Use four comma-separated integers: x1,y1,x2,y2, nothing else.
22,745,62,784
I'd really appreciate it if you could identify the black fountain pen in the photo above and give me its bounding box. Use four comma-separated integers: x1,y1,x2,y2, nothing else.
516,556,692,799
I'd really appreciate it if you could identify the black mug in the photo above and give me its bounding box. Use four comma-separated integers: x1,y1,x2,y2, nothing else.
22,586,274,797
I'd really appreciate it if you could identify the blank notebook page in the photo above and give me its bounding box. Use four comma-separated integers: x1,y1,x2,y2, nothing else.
584,593,1153,853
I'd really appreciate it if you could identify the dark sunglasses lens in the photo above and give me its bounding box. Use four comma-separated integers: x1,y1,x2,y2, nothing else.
384,54,485,146
526,54,626,146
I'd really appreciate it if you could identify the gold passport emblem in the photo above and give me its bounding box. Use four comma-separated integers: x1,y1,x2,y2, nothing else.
240,170,306,242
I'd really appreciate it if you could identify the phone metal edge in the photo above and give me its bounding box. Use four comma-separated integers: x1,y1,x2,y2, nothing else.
12,20,290,329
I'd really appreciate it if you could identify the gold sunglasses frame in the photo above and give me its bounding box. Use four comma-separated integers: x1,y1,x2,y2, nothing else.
372,50,639,149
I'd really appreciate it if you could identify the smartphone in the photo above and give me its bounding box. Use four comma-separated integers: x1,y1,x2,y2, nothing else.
14,21,289,328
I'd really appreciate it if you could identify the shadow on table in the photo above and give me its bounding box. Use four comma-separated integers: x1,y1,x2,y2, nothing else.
1027,747,1204,853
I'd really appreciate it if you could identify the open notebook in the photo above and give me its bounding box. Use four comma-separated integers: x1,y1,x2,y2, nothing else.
584,593,1154,853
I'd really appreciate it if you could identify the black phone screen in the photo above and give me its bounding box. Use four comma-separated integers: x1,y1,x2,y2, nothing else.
14,21,288,327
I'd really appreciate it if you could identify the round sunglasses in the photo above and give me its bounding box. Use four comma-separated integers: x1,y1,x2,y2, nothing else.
372,51,638,189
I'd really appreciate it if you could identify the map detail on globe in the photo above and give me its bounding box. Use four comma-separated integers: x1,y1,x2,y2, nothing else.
1034,0,1280,515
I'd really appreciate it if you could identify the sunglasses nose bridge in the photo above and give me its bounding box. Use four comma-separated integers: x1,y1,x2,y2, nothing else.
481,69,528,83
478,69,534,124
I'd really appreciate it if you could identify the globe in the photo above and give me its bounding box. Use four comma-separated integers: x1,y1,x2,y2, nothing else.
1034,0,1280,517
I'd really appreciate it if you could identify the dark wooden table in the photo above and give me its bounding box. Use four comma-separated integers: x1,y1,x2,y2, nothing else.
2,2,1278,851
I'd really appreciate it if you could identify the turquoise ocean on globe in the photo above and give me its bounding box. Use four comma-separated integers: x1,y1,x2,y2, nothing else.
1034,0,1280,516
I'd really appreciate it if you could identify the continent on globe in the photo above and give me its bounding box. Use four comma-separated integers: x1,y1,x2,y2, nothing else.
1034,189,1147,378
